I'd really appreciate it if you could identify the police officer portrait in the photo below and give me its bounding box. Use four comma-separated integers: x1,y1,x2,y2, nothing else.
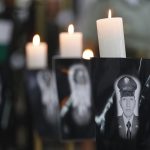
92,58,150,150
114,75,141,140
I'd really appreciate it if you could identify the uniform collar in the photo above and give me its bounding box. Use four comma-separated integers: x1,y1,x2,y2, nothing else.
123,114,134,132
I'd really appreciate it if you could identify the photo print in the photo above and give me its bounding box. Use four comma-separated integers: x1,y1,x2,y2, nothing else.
0,66,14,147
92,58,150,150
25,69,60,140
53,58,95,141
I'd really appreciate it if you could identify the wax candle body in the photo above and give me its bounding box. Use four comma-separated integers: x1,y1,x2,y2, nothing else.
97,17,126,58
59,32,83,57
26,42,48,69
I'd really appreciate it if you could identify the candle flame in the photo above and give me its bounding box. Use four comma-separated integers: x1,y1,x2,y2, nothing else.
68,24,74,34
108,9,112,18
33,34,40,46
82,49,94,60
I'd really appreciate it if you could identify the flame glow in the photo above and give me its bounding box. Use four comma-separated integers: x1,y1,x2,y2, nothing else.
82,49,94,60
68,24,74,34
33,34,40,46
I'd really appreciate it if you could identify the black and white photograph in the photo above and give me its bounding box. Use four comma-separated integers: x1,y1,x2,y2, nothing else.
25,69,60,140
114,75,140,140
92,58,150,150
0,66,14,149
54,58,95,141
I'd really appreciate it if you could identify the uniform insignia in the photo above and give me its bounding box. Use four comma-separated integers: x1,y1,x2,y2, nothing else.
124,77,129,84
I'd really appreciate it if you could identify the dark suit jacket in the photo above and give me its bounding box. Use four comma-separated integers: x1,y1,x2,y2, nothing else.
118,115,139,139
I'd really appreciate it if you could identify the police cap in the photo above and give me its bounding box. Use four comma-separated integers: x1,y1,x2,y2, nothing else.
117,76,137,97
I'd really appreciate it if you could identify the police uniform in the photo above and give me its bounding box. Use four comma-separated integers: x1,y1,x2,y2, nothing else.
117,76,139,140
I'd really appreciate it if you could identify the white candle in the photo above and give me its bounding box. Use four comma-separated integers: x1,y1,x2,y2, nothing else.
26,34,48,69
59,24,83,57
96,10,126,58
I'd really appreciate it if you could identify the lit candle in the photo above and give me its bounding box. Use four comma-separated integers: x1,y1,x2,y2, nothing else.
59,24,83,57
82,49,94,60
26,34,48,69
96,10,126,58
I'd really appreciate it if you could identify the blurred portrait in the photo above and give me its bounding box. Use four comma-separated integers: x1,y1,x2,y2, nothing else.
36,70,59,125
25,69,60,140
64,63,92,126
60,63,92,127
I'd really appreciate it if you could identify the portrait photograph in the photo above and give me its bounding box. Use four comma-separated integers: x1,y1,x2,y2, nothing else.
0,66,15,148
24,69,60,140
114,75,140,140
92,58,150,150
53,58,95,141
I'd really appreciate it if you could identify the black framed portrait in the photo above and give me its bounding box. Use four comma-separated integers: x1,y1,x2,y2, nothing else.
53,58,95,141
0,65,15,149
92,58,150,150
24,69,60,140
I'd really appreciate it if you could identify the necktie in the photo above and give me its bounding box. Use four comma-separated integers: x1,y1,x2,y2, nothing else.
126,121,131,140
